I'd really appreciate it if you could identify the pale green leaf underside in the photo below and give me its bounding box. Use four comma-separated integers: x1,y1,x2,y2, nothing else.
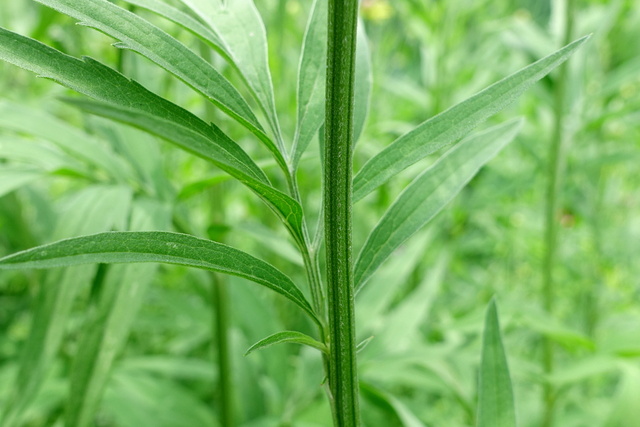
0,231,317,323
179,0,283,146
477,299,516,427
292,0,371,167
355,119,522,288
0,28,305,247
353,35,590,202
244,331,328,356
35,0,286,169
292,0,327,168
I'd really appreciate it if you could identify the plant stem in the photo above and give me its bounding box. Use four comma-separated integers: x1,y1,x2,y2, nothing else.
542,1,574,425
324,1,360,425
212,273,234,427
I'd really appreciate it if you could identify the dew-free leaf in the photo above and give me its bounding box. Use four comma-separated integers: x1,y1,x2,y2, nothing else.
0,231,318,323
355,119,522,288
353,35,590,202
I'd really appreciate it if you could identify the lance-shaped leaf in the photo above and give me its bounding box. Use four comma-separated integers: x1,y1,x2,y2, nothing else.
353,35,590,202
355,119,522,288
178,0,283,147
477,299,516,427
244,331,328,356
0,231,318,324
1,185,132,427
35,0,286,169
0,28,305,247
292,0,371,167
291,0,327,168
65,200,171,427
0,101,130,181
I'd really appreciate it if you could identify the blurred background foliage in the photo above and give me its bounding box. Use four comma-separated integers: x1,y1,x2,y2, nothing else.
0,0,639,426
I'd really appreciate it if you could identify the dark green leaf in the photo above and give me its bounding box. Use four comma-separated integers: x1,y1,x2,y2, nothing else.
36,0,286,168
0,231,318,323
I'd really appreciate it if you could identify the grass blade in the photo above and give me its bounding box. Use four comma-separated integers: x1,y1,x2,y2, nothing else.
178,0,283,147
355,119,522,288
0,28,305,247
35,0,286,169
244,331,328,356
353,35,590,202
0,231,318,323
477,299,516,427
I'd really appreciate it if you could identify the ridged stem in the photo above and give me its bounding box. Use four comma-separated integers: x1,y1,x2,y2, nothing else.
542,0,575,425
324,1,360,425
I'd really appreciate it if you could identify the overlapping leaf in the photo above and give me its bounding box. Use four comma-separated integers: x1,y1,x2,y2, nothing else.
0,231,318,323
353,35,590,202
292,0,371,167
355,119,522,288
178,0,283,147
0,27,305,246
35,0,286,168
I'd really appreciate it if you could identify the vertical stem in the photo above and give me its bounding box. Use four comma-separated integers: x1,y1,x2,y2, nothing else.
212,274,234,427
542,1,574,425
199,43,235,426
324,1,360,426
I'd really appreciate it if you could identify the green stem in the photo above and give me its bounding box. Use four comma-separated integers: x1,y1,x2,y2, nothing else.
212,274,234,427
542,1,574,425
324,1,360,425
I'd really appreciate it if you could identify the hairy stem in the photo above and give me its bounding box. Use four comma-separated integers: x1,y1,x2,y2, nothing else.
324,1,360,425
542,0,575,425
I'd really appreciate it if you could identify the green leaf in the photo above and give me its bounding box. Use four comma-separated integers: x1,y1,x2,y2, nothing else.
0,28,305,247
35,0,286,169
0,231,318,323
292,1,371,167
0,101,130,181
178,0,283,146
477,299,516,427
1,185,133,427
354,20,372,145
244,331,328,356
0,166,42,198
291,0,327,168
353,35,590,202
355,119,522,288
65,200,171,427
121,0,225,52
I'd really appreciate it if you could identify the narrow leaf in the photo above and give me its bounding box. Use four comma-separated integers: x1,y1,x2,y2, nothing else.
355,119,522,288
35,0,286,169
0,101,130,180
244,331,327,356
292,2,371,167
1,186,132,427
0,166,42,198
0,28,305,247
354,20,372,145
353,35,590,202
477,299,516,427
178,0,283,146
65,200,171,427
292,0,327,168
0,231,317,323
